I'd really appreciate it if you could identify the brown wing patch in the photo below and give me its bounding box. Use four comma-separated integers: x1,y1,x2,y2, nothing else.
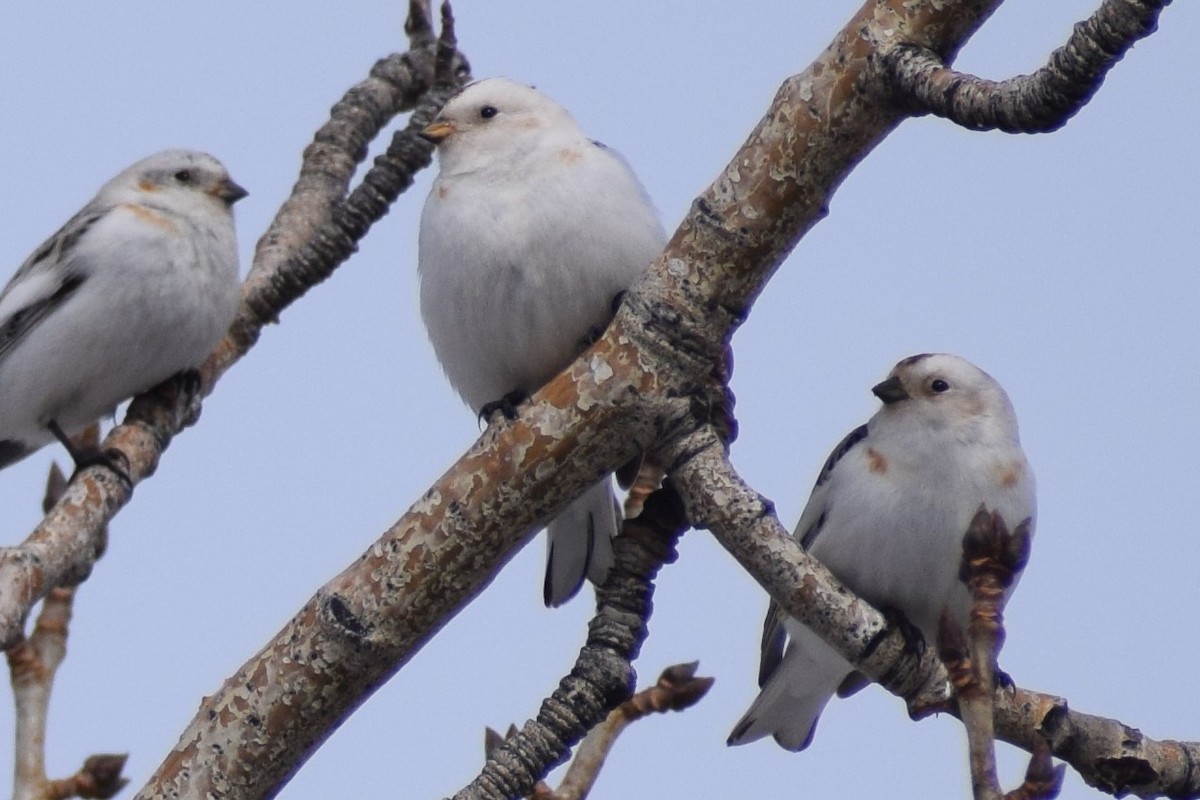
866,447,888,474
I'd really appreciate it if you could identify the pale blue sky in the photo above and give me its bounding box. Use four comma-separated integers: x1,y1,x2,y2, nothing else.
0,2,1195,798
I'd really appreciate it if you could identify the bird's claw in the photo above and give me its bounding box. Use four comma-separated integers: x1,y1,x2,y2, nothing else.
71,448,134,492
48,419,134,491
479,390,527,423
882,606,926,657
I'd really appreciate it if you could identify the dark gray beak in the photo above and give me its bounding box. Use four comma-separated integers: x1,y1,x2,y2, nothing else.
216,178,249,206
872,376,909,405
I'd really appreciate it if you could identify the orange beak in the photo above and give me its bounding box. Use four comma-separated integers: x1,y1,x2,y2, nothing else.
420,120,456,143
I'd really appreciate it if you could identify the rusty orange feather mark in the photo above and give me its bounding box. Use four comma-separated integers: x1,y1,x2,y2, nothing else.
866,447,887,474
557,148,582,165
120,203,177,232
998,462,1023,488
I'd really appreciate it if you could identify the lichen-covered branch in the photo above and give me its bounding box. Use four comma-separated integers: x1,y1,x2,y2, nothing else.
879,0,1172,133
552,661,713,800
0,0,469,652
995,690,1200,798
235,1,469,346
7,457,128,800
453,487,688,800
240,0,463,326
454,350,731,800
483,661,713,800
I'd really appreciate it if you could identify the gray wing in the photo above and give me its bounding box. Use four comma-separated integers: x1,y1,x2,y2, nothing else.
813,423,868,490
0,208,102,362
756,423,871,685
0,273,87,363
1,206,102,296
796,423,868,549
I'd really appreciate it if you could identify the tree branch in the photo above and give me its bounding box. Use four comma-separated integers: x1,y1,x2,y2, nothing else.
453,487,689,800
484,661,713,800
7,450,129,800
553,661,713,800
994,690,1200,798
879,0,1172,132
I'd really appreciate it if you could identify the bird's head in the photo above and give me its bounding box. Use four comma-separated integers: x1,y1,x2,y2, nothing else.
871,353,1018,441
421,77,582,173
111,149,247,213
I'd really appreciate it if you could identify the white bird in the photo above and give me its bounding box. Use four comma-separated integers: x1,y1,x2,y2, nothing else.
418,77,666,606
728,353,1035,750
0,149,245,473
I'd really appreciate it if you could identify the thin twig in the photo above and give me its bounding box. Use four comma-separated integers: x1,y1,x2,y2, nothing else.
942,508,1038,800
556,662,713,800
484,662,712,800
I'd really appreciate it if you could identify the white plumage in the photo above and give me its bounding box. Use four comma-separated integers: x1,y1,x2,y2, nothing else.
0,149,245,470
418,78,666,606
729,353,1036,750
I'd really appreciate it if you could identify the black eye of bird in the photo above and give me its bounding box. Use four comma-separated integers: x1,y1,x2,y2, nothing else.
174,169,193,183
479,105,498,120
931,379,950,393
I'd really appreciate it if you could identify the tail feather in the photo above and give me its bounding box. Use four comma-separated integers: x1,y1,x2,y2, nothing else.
543,479,618,607
727,622,852,751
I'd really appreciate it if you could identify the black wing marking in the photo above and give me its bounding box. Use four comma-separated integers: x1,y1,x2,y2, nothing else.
0,206,104,364
814,423,869,488
0,273,87,363
757,426,871,688
798,509,827,550
3,208,102,292
757,601,787,687
797,423,869,550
